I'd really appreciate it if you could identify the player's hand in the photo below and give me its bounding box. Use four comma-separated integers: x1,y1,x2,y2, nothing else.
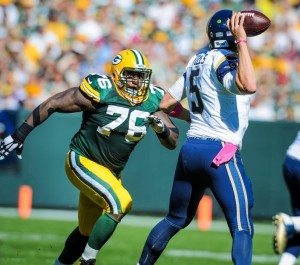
147,115,166,134
0,135,24,160
227,12,247,41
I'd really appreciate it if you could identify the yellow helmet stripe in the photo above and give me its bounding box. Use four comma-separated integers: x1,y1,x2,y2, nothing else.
130,49,144,65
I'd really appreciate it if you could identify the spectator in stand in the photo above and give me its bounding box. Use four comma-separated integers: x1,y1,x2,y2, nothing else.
0,0,300,121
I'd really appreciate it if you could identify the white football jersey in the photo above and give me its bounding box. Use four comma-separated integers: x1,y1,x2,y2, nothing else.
287,131,300,160
169,48,252,147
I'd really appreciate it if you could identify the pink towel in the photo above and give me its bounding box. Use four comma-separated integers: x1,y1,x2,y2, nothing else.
212,142,238,167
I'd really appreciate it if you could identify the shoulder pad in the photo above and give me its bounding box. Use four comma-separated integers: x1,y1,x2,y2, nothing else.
214,51,238,83
79,74,113,102
214,50,237,70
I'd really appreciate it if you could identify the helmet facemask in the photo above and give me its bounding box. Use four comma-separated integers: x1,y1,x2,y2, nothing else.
117,67,152,105
111,49,152,105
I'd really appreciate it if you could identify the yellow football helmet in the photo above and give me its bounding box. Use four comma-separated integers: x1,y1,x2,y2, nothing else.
111,49,152,105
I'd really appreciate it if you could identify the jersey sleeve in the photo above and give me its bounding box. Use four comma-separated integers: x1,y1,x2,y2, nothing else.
79,74,101,102
168,75,186,101
168,54,196,101
215,53,241,94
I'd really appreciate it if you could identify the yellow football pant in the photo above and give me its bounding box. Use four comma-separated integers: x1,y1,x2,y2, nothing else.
65,150,132,235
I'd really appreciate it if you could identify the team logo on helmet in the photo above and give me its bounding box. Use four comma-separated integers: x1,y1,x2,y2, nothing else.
112,55,122,65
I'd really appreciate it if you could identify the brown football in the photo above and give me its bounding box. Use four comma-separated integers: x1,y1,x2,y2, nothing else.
241,10,271,37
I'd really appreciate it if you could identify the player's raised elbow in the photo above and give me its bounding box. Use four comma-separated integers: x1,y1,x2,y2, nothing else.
242,83,257,94
236,77,257,94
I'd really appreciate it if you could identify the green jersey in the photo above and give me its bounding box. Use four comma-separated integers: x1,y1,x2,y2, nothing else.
70,74,164,175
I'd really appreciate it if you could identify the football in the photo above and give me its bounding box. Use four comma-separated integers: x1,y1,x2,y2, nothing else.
241,10,271,37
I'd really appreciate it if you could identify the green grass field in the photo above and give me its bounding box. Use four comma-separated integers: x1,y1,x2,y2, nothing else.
0,209,291,265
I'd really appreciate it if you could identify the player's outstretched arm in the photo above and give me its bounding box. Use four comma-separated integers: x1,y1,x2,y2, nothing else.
0,87,95,160
26,87,96,127
160,92,190,122
148,110,179,150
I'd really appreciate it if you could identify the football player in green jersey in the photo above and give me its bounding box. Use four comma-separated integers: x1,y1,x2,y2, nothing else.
0,49,179,265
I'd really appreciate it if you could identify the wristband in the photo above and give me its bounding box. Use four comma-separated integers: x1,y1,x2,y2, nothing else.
156,126,170,139
169,102,183,118
235,39,247,45
12,121,34,142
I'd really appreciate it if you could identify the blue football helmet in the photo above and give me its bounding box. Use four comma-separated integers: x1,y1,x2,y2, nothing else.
206,9,235,50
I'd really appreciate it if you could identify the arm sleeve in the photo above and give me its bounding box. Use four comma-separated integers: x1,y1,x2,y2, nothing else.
168,75,186,101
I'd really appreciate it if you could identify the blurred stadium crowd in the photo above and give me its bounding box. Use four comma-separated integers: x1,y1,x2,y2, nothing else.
1,0,300,122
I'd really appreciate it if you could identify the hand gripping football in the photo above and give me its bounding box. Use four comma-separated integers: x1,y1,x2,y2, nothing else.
241,10,271,37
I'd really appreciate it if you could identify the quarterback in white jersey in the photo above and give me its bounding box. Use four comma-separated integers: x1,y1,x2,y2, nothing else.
168,46,252,147
138,10,259,265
